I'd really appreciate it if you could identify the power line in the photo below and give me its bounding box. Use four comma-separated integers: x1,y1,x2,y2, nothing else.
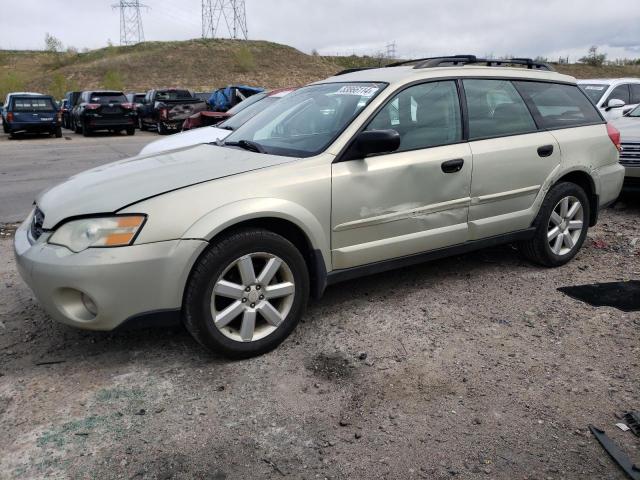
385,41,397,59
202,0,248,40
112,1,148,46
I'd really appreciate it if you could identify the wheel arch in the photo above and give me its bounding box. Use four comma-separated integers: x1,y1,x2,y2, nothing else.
553,169,598,226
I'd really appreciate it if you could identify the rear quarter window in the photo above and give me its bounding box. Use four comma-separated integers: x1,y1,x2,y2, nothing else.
515,82,602,129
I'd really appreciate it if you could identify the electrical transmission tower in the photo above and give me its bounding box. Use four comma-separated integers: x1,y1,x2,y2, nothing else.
202,0,248,40
113,1,148,45
385,42,397,59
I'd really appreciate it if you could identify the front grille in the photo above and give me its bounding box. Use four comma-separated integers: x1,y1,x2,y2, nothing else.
30,207,45,241
620,142,640,167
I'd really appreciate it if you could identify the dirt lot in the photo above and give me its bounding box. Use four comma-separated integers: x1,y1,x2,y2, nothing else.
1,186,639,478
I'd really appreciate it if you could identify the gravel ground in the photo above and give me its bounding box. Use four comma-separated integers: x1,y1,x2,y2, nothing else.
1,196,639,480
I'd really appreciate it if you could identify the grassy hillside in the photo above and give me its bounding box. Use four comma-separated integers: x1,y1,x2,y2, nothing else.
1,39,639,100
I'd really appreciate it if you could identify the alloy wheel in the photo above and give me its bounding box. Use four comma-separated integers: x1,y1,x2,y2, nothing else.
210,253,295,342
547,196,584,256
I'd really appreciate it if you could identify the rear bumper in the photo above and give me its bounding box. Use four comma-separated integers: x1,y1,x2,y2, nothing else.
7,122,58,132
595,163,625,207
624,165,640,179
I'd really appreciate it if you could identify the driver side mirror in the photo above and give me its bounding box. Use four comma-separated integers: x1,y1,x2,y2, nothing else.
606,98,625,110
342,129,401,161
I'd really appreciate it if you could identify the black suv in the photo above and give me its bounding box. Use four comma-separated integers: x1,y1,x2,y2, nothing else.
71,91,136,136
62,91,81,129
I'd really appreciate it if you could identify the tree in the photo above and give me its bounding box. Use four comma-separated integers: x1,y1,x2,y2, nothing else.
44,32,63,53
579,46,606,67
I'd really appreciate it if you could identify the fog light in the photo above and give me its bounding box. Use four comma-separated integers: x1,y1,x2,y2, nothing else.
81,293,98,316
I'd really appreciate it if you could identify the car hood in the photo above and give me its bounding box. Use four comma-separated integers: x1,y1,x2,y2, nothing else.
37,144,296,229
139,126,232,155
611,116,640,142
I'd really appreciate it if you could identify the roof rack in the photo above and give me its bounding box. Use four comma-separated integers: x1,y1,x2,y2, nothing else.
334,67,377,76
388,55,555,71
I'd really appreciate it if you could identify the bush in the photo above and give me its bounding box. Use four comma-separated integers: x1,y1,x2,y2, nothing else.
579,46,606,67
0,72,25,101
103,70,124,90
234,45,255,73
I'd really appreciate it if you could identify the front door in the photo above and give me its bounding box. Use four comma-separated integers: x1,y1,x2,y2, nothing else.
331,80,472,270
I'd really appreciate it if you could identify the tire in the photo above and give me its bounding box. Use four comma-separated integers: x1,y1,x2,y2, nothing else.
184,228,310,358
82,120,91,137
138,117,146,131
518,182,590,267
74,118,82,134
157,122,169,135
54,126,62,138
3,121,9,134
126,126,135,136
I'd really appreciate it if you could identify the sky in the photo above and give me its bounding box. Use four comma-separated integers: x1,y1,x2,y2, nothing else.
0,0,639,62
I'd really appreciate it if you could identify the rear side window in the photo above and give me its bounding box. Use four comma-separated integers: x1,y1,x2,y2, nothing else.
463,79,537,139
365,80,462,151
12,98,55,111
606,84,630,104
514,82,602,129
156,90,192,101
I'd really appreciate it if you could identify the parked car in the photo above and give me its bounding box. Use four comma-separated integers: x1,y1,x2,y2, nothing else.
578,78,640,120
126,92,146,106
182,87,294,131
71,90,136,136
2,92,43,131
59,99,71,129
611,104,640,190
3,94,62,138
141,88,296,155
137,89,208,134
208,85,264,112
14,56,624,358
61,91,81,129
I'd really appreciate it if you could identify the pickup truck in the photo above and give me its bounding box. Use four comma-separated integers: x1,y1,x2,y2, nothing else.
137,89,207,134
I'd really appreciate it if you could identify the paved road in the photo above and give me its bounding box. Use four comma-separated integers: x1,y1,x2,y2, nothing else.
0,129,158,223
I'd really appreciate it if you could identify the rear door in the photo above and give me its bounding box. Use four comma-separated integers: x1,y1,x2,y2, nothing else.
331,80,472,269
11,97,56,124
462,79,561,240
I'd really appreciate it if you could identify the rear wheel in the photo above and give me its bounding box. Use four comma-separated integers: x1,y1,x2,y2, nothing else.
82,120,92,137
138,117,146,131
74,118,82,134
157,122,169,135
184,228,309,358
54,126,62,138
519,182,589,267
126,126,135,136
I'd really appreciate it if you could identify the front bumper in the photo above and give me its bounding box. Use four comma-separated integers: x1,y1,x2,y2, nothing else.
13,218,207,330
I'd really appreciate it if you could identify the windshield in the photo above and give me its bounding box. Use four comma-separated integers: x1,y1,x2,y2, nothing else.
12,97,55,111
219,96,280,130
628,104,640,117
579,84,608,104
224,82,386,157
226,92,267,115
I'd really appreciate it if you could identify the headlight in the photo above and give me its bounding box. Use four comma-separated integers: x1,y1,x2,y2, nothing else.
49,215,146,252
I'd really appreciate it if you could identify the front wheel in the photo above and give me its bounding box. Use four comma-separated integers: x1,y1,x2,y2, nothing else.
157,122,168,135
183,228,309,358
518,182,590,267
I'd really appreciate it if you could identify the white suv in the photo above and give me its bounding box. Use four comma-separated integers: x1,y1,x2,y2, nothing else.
578,78,640,120
14,56,625,357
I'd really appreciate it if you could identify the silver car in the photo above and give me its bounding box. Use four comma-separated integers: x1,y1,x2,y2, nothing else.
14,56,625,357
611,104,640,189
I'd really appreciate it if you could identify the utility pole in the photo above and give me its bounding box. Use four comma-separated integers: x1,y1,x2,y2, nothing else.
385,41,397,59
112,1,147,45
202,0,248,40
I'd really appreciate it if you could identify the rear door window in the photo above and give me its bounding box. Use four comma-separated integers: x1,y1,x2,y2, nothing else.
514,81,602,129
462,79,537,139
90,93,127,104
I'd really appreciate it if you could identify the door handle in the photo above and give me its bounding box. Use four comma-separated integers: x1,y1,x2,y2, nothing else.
441,158,464,173
537,145,554,157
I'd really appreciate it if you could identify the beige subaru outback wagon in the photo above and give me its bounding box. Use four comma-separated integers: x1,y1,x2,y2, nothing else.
14,56,624,357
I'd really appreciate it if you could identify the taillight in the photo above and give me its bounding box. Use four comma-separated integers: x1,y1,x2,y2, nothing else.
121,102,134,110
85,103,101,110
7,112,13,122
56,111,62,122
606,123,621,151
160,108,168,120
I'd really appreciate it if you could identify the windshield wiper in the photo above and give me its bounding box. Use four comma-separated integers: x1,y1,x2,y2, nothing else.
224,139,265,153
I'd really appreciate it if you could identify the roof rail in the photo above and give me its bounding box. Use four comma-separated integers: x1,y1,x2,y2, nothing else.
334,67,377,76
388,55,555,71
